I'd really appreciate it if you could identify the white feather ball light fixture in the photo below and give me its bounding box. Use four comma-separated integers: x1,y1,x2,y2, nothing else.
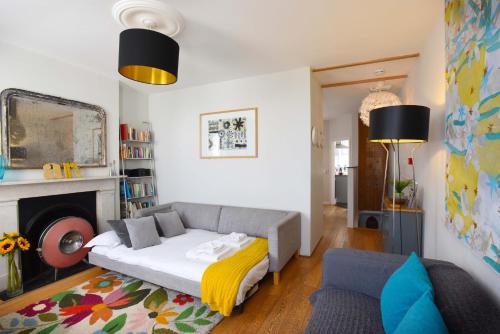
359,91,402,126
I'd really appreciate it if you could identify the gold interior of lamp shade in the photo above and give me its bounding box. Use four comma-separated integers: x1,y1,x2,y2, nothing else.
119,65,177,85
369,139,427,143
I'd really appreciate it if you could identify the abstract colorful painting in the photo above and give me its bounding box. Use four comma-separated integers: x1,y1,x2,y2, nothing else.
444,0,500,273
200,108,258,158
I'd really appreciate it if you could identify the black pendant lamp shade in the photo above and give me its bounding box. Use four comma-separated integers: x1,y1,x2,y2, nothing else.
118,28,179,85
368,105,430,143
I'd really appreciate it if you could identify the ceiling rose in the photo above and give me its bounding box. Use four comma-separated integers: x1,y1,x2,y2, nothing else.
359,91,401,127
114,0,182,85
112,0,184,37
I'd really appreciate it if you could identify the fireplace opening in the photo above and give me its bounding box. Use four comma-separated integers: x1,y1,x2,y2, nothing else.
18,191,97,292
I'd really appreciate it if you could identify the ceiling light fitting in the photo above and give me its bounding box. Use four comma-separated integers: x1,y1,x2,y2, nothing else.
359,90,402,127
113,0,183,85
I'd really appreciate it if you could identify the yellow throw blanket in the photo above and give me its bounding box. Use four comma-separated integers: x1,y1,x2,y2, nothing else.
201,238,268,316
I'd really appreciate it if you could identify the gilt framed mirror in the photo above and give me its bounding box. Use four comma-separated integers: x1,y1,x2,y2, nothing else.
0,88,107,168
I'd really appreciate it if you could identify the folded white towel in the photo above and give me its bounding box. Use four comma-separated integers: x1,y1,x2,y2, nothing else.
226,232,247,242
196,240,225,255
186,246,232,262
223,238,252,249
217,233,253,249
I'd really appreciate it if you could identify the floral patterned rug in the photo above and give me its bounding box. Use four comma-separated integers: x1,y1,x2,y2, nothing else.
0,272,224,334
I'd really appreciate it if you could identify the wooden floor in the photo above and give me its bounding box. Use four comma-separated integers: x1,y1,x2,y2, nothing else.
0,205,383,333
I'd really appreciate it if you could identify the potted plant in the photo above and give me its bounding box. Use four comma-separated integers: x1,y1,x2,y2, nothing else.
391,179,413,205
0,232,30,298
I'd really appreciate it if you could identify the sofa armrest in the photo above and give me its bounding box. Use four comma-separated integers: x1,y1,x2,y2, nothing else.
133,203,174,218
322,248,407,299
268,212,301,272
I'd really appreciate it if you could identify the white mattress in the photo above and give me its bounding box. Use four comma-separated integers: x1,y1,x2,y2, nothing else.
91,229,269,305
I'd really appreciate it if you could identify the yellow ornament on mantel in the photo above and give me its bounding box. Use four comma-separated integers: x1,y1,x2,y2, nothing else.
70,162,81,178
63,162,81,179
63,162,72,178
43,162,81,179
42,163,63,179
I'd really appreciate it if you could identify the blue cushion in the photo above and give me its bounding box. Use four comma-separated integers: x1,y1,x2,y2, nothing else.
394,290,448,334
381,252,433,334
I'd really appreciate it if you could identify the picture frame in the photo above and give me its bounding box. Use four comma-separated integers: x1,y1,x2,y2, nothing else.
199,108,258,159
0,88,107,168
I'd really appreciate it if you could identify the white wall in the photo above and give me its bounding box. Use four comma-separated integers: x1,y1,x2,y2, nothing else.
310,75,324,254
119,83,150,126
400,7,500,302
149,68,320,255
0,41,120,180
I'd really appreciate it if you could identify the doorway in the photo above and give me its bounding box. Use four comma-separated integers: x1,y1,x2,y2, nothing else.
332,139,349,208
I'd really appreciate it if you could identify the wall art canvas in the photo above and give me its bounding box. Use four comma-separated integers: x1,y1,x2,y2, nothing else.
200,108,258,158
444,0,500,273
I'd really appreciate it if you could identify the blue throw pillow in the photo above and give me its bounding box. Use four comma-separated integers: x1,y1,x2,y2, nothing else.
394,290,448,334
381,252,433,334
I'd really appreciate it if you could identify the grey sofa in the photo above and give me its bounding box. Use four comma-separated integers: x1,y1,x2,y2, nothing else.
305,248,500,334
89,202,301,297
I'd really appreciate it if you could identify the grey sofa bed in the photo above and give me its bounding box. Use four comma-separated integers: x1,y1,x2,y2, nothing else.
305,248,500,334
89,202,301,298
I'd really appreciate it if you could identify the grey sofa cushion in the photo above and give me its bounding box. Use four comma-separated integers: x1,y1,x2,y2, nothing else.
155,211,186,238
124,216,161,250
218,206,288,238
133,203,173,218
171,202,221,231
306,288,384,334
426,261,500,334
107,220,132,248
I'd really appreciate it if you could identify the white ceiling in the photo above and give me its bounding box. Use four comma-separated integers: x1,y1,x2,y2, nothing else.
317,57,417,120
0,0,441,102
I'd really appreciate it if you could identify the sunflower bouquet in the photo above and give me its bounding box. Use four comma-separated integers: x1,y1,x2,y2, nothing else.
0,232,30,297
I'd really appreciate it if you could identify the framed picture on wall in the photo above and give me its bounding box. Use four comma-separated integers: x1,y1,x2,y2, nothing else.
200,108,258,159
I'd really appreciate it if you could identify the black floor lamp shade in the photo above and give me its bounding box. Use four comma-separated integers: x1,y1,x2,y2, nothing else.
368,105,430,143
118,28,179,85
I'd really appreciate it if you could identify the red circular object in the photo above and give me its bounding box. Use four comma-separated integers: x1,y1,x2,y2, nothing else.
39,217,94,268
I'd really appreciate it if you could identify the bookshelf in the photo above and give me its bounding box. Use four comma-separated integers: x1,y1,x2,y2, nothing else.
119,122,158,218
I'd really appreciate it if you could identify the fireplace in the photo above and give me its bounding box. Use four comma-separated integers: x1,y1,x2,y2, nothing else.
18,191,97,292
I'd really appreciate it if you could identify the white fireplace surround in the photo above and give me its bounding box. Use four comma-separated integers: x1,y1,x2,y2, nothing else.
0,176,119,292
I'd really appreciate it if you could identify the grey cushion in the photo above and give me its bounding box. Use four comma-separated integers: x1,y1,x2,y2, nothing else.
124,216,161,250
426,261,500,334
171,202,222,231
107,220,132,248
133,203,173,219
154,211,186,238
306,288,384,334
218,206,288,238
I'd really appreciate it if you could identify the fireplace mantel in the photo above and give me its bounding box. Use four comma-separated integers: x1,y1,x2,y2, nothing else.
0,176,121,202
0,176,119,291
0,176,122,187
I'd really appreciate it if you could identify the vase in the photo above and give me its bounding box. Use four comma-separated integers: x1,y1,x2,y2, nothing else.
6,251,23,298
0,154,5,181
391,193,407,206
